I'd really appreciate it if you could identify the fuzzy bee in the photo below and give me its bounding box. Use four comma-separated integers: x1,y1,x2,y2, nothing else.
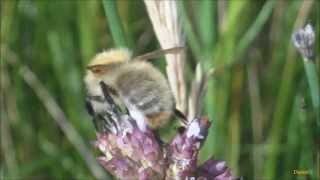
84,47,183,132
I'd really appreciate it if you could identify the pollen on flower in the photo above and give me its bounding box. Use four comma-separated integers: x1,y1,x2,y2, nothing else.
179,159,191,170
186,120,202,138
216,161,227,171
141,159,152,168
105,151,113,161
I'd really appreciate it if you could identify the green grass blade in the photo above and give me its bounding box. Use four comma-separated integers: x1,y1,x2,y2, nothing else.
77,1,98,64
264,1,309,178
102,0,128,47
303,60,320,128
177,1,201,60
197,0,216,52
196,0,217,163
236,0,276,57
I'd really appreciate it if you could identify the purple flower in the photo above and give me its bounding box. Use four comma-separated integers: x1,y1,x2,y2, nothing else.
94,115,236,179
91,82,235,179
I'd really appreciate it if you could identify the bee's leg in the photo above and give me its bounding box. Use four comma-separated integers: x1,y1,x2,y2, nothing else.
92,117,101,132
99,82,120,112
98,114,118,134
85,99,95,116
176,126,186,134
174,108,188,125
85,89,120,133
103,113,120,134
99,81,121,129
85,99,103,132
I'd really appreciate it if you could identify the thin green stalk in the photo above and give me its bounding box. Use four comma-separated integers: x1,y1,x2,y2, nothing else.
296,92,316,180
264,1,309,178
197,0,216,163
102,0,128,47
77,1,98,64
197,0,216,52
264,52,298,179
236,0,276,57
207,1,248,167
283,94,306,180
177,1,202,60
208,1,248,174
303,59,320,180
1,0,15,45
1,1,18,177
303,60,320,128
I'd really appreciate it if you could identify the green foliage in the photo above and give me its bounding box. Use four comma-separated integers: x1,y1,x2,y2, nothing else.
1,0,319,179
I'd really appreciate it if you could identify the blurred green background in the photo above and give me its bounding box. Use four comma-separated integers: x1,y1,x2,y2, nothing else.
1,0,319,179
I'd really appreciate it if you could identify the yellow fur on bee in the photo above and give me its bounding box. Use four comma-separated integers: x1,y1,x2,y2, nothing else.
88,48,132,66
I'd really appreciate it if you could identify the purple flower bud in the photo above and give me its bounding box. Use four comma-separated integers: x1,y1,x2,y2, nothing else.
292,24,316,61
95,115,166,179
97,156,139,179
166,117,211,178
197,158,235,179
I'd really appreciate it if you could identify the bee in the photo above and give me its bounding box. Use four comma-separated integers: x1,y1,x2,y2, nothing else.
84,47,183,132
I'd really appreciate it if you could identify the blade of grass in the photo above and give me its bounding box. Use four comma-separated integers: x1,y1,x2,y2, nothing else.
202,1,248,174
236,0,276,58
247,61,264,179
197,0,216,56
1,50,20,177
296,93,316,180
211,1,274,175
102,0,128,47
197,0,216,123
0,0,15,45
225,1,275,178
205,1,248,167
4,48,110,180
1,1,19,178
283,94,302,180
303,61,319,129
19,65,110,180
228,1,274,175
47,31,88,134
302,57,319,180
77,1,98,65
228,67,244,176
264,1,314,179
177,1,201,60
195,0,217,163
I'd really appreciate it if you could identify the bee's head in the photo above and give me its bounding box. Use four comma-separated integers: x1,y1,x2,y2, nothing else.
86,48,132,76
84,48,131,94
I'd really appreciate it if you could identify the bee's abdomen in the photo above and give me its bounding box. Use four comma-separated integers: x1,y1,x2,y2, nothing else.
115,62,174,128
128,88,173,128
130,88,165,113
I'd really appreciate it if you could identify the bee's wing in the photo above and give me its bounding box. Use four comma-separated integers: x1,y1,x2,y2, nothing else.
132,46,184,61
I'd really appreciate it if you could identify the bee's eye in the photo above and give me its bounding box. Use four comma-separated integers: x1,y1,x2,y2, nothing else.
92,67,102,74
87,65,104,74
